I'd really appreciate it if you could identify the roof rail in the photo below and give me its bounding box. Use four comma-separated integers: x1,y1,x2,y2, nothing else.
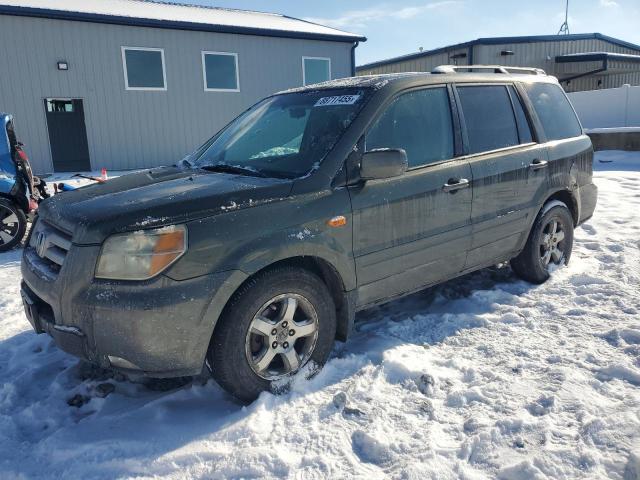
432,65,546,75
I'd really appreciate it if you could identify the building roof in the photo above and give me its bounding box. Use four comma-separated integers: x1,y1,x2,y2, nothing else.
0,0,366,43
357,33,640,70
556,51,640,64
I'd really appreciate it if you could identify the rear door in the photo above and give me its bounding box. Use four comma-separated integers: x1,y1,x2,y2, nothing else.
455,83,547,269
349,85,472,306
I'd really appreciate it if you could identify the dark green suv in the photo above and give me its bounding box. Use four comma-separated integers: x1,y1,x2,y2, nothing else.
21,66,597,401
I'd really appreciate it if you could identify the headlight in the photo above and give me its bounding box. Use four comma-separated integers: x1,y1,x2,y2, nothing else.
95,225,187,280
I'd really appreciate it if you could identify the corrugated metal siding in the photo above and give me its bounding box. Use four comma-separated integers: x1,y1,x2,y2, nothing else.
357,50,465,75
0,15,353,173
357,38,640,93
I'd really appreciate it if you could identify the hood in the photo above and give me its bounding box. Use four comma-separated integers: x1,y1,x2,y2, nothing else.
38,167,293,244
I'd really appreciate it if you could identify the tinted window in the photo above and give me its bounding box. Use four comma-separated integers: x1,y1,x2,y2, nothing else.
458,85,519,154
123,48,165,89
367,87,454,168
508,86,533,144
303,57,331,85
203,52,239,91
525,83,582,141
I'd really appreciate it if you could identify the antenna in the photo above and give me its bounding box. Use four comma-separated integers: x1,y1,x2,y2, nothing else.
557,0,569,35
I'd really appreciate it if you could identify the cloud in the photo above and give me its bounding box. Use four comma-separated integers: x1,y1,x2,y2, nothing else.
599,0,618,6
304,1,462,30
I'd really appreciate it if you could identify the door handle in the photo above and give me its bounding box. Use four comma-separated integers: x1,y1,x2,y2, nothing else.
530,159,548,170
443,178,470,193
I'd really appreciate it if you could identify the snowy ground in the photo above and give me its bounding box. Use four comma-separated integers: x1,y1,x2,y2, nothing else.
1,151,639,479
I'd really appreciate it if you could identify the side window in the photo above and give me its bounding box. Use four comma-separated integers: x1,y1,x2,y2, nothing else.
525,83,582,141
457,85,519,154
366,87,454,168
507,85,533,144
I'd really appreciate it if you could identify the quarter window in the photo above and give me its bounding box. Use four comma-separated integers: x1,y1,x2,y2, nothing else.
303,57,331,86
122,47,166,90
367,87,454,168
507,86,533,144
202,52,240,92
525,83,582,141
457,85,519,154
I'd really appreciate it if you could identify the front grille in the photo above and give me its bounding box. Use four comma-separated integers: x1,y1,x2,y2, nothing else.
26,219,72,277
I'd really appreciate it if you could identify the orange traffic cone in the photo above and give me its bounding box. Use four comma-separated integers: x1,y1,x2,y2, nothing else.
100,168,108,181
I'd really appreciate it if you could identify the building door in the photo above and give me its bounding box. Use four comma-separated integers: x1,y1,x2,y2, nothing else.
44,98,91,172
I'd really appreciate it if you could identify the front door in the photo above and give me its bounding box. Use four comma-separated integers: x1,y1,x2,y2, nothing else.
44,99,91,172
348,86,472,307
454,84,547,268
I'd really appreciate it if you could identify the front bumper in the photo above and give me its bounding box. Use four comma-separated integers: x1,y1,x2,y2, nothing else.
21,240,242,377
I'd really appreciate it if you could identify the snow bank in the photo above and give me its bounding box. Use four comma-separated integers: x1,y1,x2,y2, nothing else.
0,152,639,478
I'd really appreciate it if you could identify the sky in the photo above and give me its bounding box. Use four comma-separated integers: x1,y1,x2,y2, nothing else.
190,0,640,66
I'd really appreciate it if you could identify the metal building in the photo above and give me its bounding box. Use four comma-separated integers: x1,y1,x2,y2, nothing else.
357,33,640,93
0,0,365,173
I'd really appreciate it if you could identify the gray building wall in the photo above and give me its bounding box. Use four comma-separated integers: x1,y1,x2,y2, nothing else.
0,15,353,173
357,38,640,93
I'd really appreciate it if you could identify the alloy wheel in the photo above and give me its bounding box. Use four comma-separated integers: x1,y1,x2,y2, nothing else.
245,293,319,380
0,204,20,246
539,217,566,267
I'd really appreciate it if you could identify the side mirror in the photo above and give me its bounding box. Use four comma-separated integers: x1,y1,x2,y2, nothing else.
360,148,408,180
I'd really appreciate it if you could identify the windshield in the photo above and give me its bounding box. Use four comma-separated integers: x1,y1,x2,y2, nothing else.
192,88,369,179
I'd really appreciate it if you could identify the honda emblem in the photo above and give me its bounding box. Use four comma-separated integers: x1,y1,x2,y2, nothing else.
35,231,47,258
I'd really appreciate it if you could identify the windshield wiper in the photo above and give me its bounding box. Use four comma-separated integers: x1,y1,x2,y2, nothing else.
200,164,268,178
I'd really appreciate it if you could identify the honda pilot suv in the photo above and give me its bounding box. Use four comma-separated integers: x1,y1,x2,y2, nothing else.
21,66,597,402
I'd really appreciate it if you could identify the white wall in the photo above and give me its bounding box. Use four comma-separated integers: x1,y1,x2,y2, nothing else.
568,84,640,129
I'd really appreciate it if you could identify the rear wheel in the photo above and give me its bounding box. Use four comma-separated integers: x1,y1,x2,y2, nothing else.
510,203,574,284
0,199,27,252
208,266,336,402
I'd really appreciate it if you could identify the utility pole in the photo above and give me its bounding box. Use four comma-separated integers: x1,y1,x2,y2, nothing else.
558,0,570,35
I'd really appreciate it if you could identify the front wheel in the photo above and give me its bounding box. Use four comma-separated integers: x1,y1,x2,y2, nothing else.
208,266,336,402
510,202,574,284
0,199,27,252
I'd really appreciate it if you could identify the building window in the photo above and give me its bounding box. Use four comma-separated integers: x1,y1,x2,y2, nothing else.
121,47,167,91
202,52,240,92
46,99,74,112
303,57,331,86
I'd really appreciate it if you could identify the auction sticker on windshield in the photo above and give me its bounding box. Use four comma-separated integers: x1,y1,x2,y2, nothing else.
314,95,361,107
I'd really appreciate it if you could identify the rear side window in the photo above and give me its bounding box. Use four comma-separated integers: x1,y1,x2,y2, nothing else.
457,85,519,154
367,87,454,168
525,83,582,141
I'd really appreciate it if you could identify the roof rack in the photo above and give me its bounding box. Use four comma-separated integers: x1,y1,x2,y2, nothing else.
432,65,546,75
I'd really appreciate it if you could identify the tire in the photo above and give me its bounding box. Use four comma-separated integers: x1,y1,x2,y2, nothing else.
208,266,336,402
510,202,574,284
0,199,27,252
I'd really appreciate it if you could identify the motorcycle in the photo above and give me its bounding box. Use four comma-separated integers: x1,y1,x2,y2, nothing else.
0,113,48,252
